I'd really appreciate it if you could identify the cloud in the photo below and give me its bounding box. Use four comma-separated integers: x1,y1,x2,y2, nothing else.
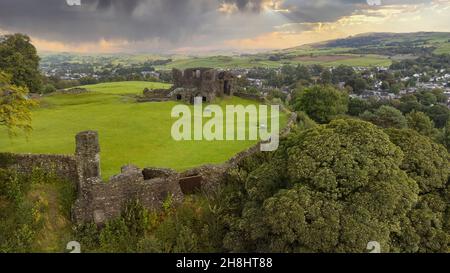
220,0,283,12
0,0,445,52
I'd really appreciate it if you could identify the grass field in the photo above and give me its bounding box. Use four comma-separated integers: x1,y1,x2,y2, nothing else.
77,81,172,95
0,82,286,179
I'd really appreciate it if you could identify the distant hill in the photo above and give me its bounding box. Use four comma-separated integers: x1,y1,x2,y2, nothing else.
310,32,450,55
252,32,450,67
282,32,450,55
40,32,450,69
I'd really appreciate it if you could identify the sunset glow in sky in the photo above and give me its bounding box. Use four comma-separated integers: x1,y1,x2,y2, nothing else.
0,0,449,53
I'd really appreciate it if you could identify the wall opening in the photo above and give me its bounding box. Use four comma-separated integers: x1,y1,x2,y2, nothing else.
224,80,231,96
176,94,182,101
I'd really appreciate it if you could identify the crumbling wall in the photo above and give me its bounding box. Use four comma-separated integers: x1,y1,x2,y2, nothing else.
72,164,183,225
171,68,236,103
0,152,79,185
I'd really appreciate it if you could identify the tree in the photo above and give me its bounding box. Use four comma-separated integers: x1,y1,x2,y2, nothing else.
360,105,407,129
0,34,42,93
295,111,317,131
320,70,332,84
295,65,311,82
385,129,450,252
42,84,56,94
399,94,423,114
406,111,436,137
293,85,348,123
432,89,448,104
348,97,375,117
281,65,296,86
0,71,37,134
416,91,437,106
427,104,450,128
389,83,403,95
331,65,355,84
444,120,450,151
345,77,367,95
220,119,420,253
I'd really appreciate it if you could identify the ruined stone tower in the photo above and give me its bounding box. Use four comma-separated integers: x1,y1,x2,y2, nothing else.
75,131,101,187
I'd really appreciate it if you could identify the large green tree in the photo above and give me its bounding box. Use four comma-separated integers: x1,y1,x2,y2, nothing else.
0,34,42,93
406,111,436,138
220,119,424,253
293,85,348,123
386,129,450,252
360,105,407,129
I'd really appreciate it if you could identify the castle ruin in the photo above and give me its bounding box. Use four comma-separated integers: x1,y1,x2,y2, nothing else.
141,68,236,104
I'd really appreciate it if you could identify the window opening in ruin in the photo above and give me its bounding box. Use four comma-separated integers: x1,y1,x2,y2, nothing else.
224,80,231,95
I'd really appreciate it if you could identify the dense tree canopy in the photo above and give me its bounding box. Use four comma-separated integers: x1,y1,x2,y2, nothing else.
217,119,449,253
427,104,450,128
360,105,407,129
406,111,436,138
385,129,450,252
293,85,348,123
0,34,42,93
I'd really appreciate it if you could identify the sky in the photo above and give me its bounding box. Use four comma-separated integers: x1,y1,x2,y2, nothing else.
0,0,449,54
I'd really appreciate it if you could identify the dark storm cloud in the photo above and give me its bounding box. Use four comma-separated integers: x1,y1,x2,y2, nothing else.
280,0,433,23
0,0,219,44
221,0,276,12
0,0,435,50
94,0,142,14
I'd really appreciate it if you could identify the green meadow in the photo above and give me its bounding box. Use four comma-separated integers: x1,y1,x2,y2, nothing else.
77,81,172,95
0,82,286,179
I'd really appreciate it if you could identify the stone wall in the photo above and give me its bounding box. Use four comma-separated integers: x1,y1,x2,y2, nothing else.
0,152,79,185
73,165,183,225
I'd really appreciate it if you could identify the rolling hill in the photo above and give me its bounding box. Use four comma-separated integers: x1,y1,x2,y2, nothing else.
40,32,450,69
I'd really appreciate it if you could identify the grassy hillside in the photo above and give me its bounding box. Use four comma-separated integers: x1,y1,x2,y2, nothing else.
41,32,450,69
78,81,172,95
0,82,286,179
162,32,449,68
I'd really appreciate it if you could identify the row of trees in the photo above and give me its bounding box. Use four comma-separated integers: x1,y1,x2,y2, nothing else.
248,63,423,96
290,84,450,151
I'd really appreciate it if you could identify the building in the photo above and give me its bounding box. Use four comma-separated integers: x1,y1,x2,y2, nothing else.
169,68,236,104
